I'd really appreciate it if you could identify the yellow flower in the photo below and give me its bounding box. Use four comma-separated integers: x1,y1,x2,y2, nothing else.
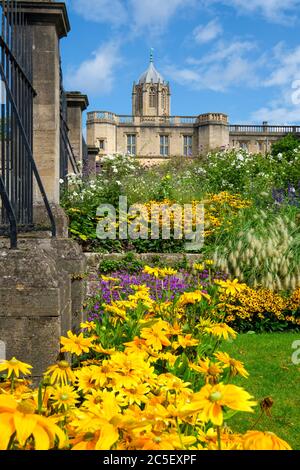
76,367,97,393
159,374,192,395
143,266,177,279
190,358,223,384
123,336,148,356
132,433,196,450
203,428,243,450
160,267,178,277
101,275,119,282
90,362,115,387
143,266,161,278
51,385,79,411
60,331,95,356
44,361,76,385
80,321,96,332
82,389,105,407
157,352,178,366
0,395,66,450
118,383,151,406
172,334,199,349
178,290,210,306
216,279,247,296
242,431,292,450
103,302,128,323
204,259,214,266
192,383,257,426
109,352,155,388
193,263,204,271
0,357,32,378
141,320,171,351
71,425,119,450
214,352,249,378
91,343,116,355
0,379,32,397
206,323,237,340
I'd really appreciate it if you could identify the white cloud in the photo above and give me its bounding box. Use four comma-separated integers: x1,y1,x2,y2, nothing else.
264,43,300,86
130,0,195,35
251,105,300,124
72,0,127,26
166,40,260,92
207,0,300,24
250,43,300,124
193,19,222,44
65,42,122,95
190,40,255,64
71,0,196,34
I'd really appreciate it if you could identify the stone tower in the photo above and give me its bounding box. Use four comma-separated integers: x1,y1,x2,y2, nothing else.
132,50,171,117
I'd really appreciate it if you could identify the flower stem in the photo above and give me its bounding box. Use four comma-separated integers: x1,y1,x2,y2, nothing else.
10,372,15,393
217,426,222,450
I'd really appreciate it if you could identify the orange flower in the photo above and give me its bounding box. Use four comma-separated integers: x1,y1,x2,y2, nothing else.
242,431,292,450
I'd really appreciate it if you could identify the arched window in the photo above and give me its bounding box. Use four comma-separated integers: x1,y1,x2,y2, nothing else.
149,87,156,108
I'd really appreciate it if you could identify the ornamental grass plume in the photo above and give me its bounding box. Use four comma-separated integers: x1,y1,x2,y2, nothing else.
212,211,300,292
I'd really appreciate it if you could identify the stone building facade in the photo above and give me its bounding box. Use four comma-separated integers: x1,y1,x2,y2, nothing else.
87,53,300,164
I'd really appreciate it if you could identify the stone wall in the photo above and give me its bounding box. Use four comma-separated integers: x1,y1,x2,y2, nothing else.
87,113,229,158
85,252,203,274
0,236,87,380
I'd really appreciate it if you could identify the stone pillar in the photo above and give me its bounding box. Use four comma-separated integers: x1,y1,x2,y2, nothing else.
19,1,70,204
0,241,72,379
66,92,89,170
0,235,87,377
197,113,229,154
51,238,87,331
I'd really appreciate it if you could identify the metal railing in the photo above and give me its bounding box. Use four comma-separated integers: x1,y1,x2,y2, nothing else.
0,0,56,248
59,65,80,180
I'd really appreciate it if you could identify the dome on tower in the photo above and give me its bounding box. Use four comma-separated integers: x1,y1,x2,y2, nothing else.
138,50,164,84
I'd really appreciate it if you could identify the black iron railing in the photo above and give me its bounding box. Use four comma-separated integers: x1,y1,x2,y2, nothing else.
59,65,80,180
0,0,56,248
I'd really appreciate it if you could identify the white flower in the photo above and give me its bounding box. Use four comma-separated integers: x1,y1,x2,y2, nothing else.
59,178,64,184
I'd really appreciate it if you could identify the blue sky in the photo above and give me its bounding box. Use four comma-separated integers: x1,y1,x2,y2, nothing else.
62,0,300,124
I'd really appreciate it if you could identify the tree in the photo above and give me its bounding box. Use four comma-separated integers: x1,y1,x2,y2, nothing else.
271,134,300,160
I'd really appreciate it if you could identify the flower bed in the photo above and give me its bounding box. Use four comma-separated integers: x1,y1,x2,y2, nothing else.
0,272,293,450
86,264,300,333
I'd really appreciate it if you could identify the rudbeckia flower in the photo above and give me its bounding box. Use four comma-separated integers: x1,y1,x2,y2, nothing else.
0,395,67,450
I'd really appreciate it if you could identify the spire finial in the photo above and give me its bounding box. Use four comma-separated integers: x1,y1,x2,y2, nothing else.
150,48,154,63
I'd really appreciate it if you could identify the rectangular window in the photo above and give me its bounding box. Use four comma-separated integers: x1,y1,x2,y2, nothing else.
240,142,248,151
257,141,263,152
183,135,193,156
127,134,136,155
99,139,105,150
160,135,169,156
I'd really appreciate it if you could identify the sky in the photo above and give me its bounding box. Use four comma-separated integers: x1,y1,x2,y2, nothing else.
62,0,300,124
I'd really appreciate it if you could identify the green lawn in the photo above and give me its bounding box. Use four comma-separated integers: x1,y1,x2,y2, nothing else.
223,332,300,450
